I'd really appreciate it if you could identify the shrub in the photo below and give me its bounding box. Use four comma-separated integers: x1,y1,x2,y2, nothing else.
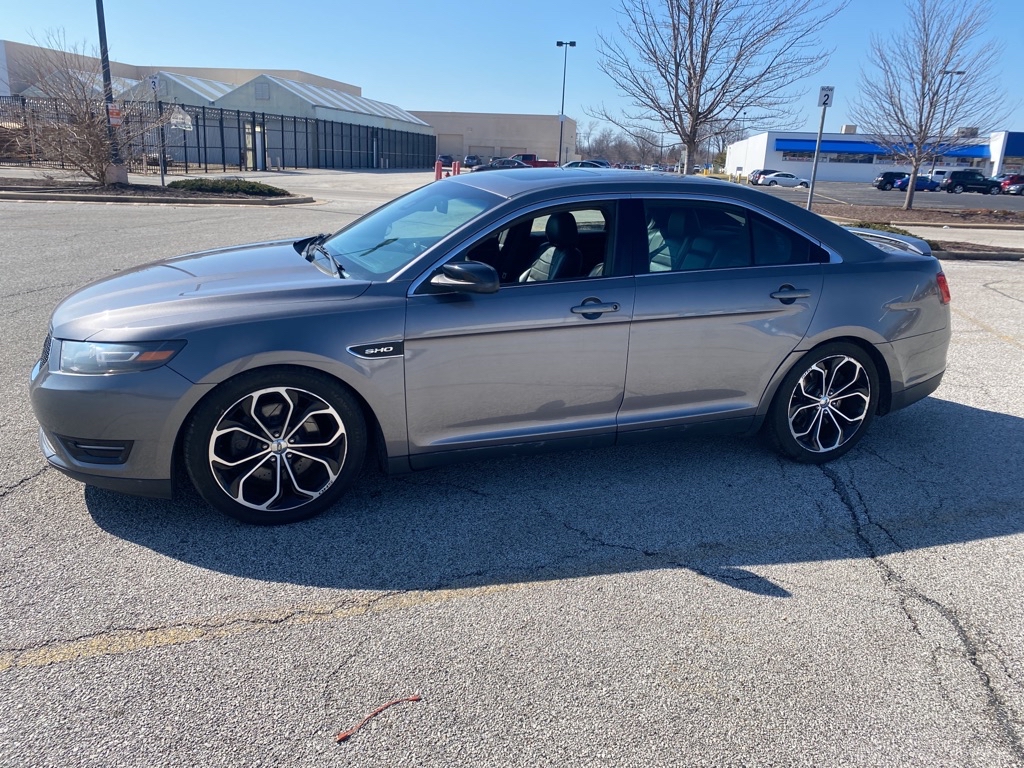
848,222,915,236
166,178,290,197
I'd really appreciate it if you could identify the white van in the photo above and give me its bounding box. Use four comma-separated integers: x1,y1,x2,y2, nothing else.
928,169,952,182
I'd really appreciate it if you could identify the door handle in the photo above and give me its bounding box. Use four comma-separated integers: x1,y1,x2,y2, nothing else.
571,299,620,319
770,285,811,305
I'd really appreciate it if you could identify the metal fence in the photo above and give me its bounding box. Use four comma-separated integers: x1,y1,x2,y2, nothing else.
0,96,436,174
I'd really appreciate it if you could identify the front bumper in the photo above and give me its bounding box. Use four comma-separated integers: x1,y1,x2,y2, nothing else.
30,355,211,498
39,428,174,498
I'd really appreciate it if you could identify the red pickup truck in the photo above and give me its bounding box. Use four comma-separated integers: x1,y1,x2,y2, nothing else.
508,153,559,168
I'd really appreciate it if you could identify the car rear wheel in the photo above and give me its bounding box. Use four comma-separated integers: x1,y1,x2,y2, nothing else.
767,343,878,464
952,184,965,193
768,180,778,186
184,368,366,524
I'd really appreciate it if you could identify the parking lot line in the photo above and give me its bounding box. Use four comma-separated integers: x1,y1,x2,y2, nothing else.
0,584,526,671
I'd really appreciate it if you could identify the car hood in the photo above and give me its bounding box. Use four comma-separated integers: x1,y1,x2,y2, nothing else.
50,239,371,341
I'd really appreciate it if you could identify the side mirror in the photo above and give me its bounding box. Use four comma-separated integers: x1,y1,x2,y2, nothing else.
429,260,500,294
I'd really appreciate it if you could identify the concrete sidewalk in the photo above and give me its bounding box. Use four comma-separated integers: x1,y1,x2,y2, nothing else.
902,225,1024,250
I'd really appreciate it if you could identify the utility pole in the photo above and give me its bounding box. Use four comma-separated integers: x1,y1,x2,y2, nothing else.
96,0,127,184
556,40,575,165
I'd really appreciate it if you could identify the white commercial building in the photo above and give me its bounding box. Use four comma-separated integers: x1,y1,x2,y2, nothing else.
725,129,1024,182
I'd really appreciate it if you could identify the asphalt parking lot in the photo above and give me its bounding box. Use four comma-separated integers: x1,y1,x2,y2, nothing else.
1,175,1023,767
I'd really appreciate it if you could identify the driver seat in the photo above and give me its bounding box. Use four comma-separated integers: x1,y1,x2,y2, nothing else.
519,212,583,282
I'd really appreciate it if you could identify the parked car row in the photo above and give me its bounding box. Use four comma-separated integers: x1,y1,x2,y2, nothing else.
872,169,1018,195
471,157,532,172
437,154,484,169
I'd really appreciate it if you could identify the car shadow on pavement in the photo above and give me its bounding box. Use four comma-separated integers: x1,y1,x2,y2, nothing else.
86,397,1024,597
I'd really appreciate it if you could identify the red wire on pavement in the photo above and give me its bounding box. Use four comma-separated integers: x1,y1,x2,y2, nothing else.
335,695,423,743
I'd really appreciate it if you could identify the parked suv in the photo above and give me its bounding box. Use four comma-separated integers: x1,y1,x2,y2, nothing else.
872,171,908,191
747,169,778,185
940,169,1001,195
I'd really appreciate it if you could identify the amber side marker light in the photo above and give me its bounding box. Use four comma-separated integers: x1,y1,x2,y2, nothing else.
135,350,178,362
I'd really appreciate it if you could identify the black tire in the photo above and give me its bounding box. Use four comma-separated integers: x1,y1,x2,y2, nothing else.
988,185,1001,195
766,342,879,464
799,182,809,188
953,184,964,194
184,368,367,524
768,180,778,186
882,182,893,191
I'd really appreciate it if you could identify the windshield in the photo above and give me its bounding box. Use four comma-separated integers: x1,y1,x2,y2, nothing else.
321,183,502,280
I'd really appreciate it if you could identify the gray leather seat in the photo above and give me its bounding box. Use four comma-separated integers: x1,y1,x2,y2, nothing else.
520,212,584,282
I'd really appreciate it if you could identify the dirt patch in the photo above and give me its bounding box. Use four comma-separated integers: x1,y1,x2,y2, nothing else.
811,203,1024,227
930,241,1023,253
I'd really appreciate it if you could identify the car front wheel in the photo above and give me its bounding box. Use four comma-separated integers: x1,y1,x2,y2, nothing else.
882,182,893,191
988,185,1001,195
799,182,809,188
184,368,367,524
767,343,879,464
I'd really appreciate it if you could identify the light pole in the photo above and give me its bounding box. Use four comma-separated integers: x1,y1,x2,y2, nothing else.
95,0,127,184
929,69,966,176
556,40,576,165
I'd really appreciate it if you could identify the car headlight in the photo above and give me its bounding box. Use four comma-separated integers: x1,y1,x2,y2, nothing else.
58,340,186,374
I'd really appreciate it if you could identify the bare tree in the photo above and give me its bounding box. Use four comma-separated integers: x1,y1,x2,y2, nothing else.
627,125,662,165
593,0,847,173
850,0,1006,210
584,125,619,161
13,30,167,185
575,120,599,158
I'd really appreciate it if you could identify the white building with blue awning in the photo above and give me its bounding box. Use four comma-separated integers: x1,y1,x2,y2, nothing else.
726,129,1023,182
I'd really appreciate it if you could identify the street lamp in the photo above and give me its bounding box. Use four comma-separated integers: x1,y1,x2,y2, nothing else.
556,40,576,165
95,0,127,184
929,69,966,175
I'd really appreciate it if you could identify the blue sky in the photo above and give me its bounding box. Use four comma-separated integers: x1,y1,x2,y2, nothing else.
5,0,1022,134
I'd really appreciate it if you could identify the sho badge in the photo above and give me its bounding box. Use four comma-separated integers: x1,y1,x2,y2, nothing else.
348,342,405,359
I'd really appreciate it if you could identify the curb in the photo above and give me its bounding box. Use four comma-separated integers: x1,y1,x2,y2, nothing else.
0,190,315,206
934,251,1024,262
891,221,1024,231
825,214,1024,231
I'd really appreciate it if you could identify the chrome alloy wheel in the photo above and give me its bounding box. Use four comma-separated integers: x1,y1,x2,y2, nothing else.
207,386,347,512
787,355,871,454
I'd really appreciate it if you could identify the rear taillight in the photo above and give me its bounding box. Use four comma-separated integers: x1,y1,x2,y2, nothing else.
936,272,951,304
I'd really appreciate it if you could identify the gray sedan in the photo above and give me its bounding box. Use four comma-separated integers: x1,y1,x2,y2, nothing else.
30,170,951,524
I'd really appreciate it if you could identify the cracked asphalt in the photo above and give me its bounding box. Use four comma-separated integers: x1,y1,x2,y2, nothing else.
1,175,1023,767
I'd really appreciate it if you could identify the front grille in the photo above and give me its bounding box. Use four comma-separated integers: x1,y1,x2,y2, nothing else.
41,334,52,365
55,435,133,465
